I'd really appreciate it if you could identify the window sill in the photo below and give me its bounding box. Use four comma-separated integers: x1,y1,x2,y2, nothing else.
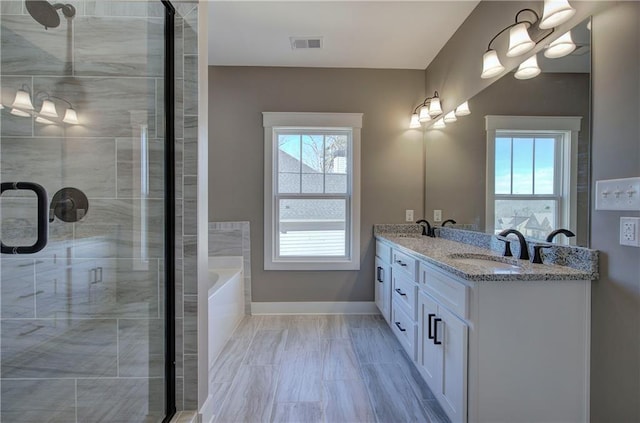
264,259,360,271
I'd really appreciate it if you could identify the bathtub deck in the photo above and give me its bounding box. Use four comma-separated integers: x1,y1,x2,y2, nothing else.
209,314,449,423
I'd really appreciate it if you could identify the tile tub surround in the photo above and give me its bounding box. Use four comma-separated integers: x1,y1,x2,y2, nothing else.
208,221,252,314
374,224,599,279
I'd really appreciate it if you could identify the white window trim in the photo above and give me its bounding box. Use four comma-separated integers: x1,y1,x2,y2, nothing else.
263,112,362,271
485,115,581,242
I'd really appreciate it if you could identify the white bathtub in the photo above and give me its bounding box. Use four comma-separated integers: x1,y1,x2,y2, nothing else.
207,256,244,372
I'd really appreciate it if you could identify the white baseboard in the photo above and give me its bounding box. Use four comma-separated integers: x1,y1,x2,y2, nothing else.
251,301,378,315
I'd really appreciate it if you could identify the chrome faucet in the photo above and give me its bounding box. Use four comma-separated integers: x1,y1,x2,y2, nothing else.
416,219,434,237
441,219,457,227
498,229,529,260
546,228,575,243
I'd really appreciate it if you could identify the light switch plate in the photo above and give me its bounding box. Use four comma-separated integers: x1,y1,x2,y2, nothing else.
595,177,640,211
434,209,442,222
620,217,640,247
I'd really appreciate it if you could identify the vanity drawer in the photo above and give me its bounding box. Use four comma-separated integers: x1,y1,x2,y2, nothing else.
392,271,418,321
420,262,468,320
376,240,392,264
392,298,417,360
392,249,417,280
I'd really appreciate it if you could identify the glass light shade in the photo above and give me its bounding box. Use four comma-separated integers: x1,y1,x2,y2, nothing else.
432,118,446,129
418,105,431,122
10,108,31,117
544,31,576,58
12,89,34,111
455,101,471,116
481,50,505,79
409,113,421,129
507,23,535,57
514,55,541,80
539,0,576,29
63,108,79,124
443,111,457,123
0,103,4,109
36,116,55,124
39,99,59,118
428,97,442,117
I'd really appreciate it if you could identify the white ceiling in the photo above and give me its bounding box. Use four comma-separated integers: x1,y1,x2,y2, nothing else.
207,1,481,69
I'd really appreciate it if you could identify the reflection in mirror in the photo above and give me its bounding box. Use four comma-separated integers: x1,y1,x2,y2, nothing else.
424,18,591,247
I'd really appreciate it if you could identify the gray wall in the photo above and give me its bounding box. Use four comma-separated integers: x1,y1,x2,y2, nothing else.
424,73,591,245
424,1,639,420
209,66,425,302
590,3,640,421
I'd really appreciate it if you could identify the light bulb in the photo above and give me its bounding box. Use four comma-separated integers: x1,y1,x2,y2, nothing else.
514,55,541,80
455,101,471,116
481,50,505,79
63,108,79,125
12,89,34,111
418,105,431,122
39,99,59,118
540,0,576,29
428,97,442,117
507,23,535,57
444,111,457,123
544,31,576,58
432,118,446,129
409,113,421,129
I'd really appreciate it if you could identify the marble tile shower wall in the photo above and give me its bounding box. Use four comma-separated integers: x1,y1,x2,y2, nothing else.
208,221,252,314
0,0,199,419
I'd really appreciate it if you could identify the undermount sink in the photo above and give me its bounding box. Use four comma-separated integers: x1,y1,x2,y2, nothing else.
447,253,522,271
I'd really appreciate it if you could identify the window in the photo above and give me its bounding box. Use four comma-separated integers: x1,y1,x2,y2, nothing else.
486,116,581,243
263,112,362,270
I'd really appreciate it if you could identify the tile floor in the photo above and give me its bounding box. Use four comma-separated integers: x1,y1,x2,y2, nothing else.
209,314,450,423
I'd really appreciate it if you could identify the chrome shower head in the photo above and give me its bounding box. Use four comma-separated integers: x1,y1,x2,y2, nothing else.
26,1,76,30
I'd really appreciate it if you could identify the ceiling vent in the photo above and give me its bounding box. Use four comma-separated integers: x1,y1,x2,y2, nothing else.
290,37,323,50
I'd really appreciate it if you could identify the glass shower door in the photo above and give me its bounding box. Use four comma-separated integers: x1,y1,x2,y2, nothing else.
0,1,172,421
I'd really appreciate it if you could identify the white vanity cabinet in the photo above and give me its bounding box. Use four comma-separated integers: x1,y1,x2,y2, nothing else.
418,267,468,423
374,240,392,323
375,237,591,423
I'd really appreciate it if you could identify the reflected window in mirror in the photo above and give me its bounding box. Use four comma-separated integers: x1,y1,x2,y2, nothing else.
486,116,582,245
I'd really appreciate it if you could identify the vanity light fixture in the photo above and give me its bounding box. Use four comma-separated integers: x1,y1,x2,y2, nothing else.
514,54,541,80
63,107,79,125
10,108,31,117
432,118,446,129
544,30,576,58
409,112,421,129
35,116,55,124
418,104,431,123
539,0,576,30
39,99,59,118
428,93,443,117
455,101,471,117
482,8,559,79
443,111,457,123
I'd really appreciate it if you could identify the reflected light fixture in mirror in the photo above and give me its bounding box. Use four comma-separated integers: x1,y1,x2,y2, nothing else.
11,88,34,111
63,108,79,125
433,118,446,129
514,54,542,79
39,99,58,118
455,101,471,116
545,31,576,58
444,111,457,123
539,0,576,29
35,116,55,124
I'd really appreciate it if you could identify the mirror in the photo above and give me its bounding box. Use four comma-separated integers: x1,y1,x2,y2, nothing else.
424,18,591,247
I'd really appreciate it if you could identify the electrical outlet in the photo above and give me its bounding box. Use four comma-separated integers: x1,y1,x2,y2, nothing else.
620,217,640,247
405,209,414,222
595,177,640,211
433,210,442,222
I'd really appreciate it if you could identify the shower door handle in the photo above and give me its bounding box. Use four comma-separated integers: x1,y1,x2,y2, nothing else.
0,182,49,254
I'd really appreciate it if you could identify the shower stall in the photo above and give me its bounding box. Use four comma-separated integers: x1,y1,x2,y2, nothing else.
0,0,197,421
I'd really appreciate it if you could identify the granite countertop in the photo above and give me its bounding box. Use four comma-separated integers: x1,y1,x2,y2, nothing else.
376,233,595,282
